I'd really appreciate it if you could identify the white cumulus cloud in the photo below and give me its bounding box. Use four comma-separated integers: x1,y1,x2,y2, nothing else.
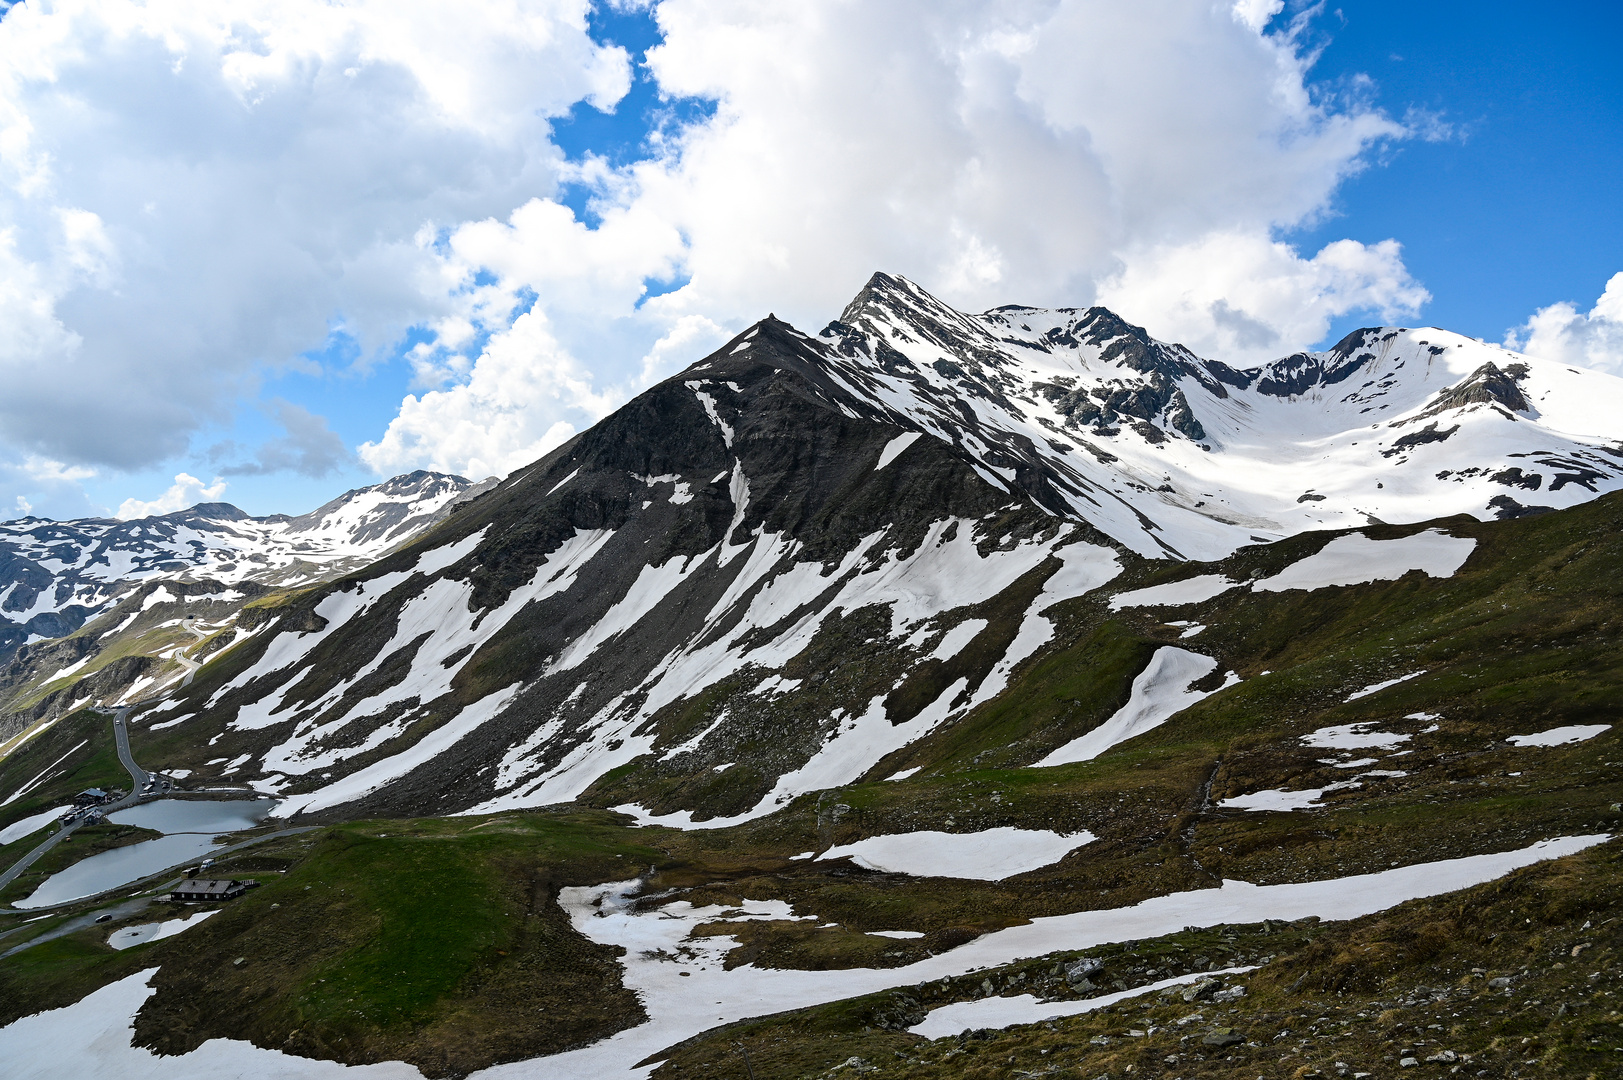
368,0,1425,477
0,0,628,482
1096,233,1430,363
1505,272,1623,376
0,455,100,520
0,0,1437,506
360,307,616,480
116,472,228,520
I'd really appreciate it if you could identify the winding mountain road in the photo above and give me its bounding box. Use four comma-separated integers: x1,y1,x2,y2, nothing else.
174,617,208,688
110,707,149,793
0,706,153,901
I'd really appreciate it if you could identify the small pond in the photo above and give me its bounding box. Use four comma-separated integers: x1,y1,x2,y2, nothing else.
108,798,276,835
14,798,278,909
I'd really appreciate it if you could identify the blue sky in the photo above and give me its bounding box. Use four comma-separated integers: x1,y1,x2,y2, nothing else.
1,0,1619,521
1298,0,1623,346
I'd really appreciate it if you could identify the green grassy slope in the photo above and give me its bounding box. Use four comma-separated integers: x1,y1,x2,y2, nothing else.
0,709,125,833
1,494,1620,1078
1,811,662,1078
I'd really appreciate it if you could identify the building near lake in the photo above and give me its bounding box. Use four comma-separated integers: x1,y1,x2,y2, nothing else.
170,878,256,902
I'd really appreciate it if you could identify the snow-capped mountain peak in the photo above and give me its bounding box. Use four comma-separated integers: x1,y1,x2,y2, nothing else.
806,272,1623,559
44,272,1623,827
0,470,486,649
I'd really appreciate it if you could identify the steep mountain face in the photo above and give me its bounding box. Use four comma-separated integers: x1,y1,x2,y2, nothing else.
140,334,1096,820
123,275,1623,828
816,273,1623,559
0,471,487,738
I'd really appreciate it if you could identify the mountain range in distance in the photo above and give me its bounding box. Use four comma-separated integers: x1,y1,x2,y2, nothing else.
0,471,491,739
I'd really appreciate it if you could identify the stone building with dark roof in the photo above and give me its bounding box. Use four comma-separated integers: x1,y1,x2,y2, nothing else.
170,878,255,902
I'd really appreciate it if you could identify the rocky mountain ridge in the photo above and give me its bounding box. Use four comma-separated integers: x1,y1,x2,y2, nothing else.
0,470,485,645
107,274,1623,828
811,273,1623,559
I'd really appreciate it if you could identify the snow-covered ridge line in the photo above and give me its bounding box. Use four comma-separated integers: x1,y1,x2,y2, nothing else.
814,272,1623,561
0,471,480,648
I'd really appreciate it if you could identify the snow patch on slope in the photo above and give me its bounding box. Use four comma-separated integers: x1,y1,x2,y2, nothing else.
1508,724,1611,747
1110,574,1240,610
0,805,69,845
911,966,1256,1040
1256,530,1475,592
1220,781,1362,812
816,827,1095,880
0,969,424,1079
412,527,487,577
1301,722,1413,752
875,431,923,470
1346,670,1426,701
927,619,987,662
1039,647,1228,766
107,910,218,951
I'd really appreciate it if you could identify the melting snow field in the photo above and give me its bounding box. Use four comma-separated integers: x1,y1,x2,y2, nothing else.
0,836,1606,1079
1109,575,1238,610
908,965,1256,1039
1507,724,1612,747
815,827,1095,881
487,834,1607,1079
1300,722,1413,752
1254,530,1476,592
0,805,68,845
1037,647,1228,766
107,910,218,951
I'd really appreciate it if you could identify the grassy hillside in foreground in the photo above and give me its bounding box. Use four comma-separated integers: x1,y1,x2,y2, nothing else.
651,838,1623,1080
0,811,661,1078
0,494,1619,1076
